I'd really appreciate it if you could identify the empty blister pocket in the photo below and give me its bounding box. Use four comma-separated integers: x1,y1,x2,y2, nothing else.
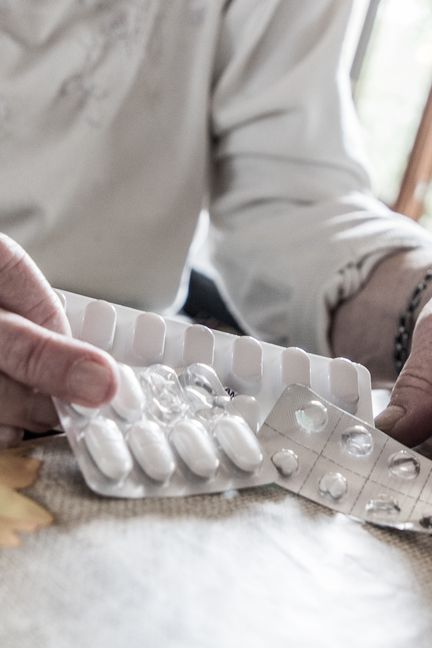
53,290,432,534
261,384,432,534
56,361,432,535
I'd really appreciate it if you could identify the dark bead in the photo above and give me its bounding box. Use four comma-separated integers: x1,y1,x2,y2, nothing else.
413,285,423,298
401,331,409,345
395,270,432,375
409,296,421,311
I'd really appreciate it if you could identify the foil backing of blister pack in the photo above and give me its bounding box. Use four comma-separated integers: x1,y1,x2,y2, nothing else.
262,385,432,535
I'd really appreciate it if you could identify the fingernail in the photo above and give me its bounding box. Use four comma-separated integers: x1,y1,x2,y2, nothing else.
68,359,115,404
375,405,405,433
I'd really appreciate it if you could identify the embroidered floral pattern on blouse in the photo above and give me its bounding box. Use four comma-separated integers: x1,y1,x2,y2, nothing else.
0,1,173,134
55,0,162,128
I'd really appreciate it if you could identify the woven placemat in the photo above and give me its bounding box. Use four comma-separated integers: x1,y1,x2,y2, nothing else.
1,436,431,648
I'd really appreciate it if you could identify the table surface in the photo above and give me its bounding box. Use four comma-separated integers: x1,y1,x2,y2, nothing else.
1,392,432,648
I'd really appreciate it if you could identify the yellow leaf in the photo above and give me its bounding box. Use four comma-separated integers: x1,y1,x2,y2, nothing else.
0,454,41,489
0,449,53,547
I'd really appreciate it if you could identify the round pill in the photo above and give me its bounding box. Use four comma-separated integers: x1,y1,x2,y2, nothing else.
318,472,347,501
111,364,145,422
84,418,133,481
271,449,299,477
214,415,263,472
171,419,219,479
128,420,175,482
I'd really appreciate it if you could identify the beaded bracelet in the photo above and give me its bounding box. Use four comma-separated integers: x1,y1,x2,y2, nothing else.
394,269,432,374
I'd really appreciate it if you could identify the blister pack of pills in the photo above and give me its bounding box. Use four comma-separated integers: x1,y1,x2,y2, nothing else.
262,385,432,534
54,291,432,534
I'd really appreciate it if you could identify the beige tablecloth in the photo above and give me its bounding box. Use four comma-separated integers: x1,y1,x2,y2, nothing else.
1,434,432,648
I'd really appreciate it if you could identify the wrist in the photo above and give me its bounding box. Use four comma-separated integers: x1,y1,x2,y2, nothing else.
394,269,432,374
331,248,432,385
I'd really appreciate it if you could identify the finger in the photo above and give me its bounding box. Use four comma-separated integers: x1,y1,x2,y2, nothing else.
375,317,432,446
0,372,59,432
0,426,24,449
0,234,69,334
0,308,118,405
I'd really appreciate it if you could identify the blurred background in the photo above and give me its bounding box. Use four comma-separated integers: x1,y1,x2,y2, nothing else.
352,0,432,226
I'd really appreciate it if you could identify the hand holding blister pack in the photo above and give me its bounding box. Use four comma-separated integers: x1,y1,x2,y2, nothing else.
54,291,432,535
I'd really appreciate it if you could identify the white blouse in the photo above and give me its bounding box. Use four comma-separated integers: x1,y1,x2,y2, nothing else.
0,0,431,354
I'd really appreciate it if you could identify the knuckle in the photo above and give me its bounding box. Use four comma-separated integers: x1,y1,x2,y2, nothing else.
22,333,55,386
397,365,432,397
26,294,64,332
4,327,55,387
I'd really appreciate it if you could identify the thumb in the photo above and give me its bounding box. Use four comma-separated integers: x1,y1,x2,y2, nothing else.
375,313,432,446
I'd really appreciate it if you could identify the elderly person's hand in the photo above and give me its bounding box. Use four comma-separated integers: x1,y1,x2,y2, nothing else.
333,248,432,447
0,235,118,449
375,298,432,446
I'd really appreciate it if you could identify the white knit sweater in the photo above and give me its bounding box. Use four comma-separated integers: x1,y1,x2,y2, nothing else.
0,0,431,353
